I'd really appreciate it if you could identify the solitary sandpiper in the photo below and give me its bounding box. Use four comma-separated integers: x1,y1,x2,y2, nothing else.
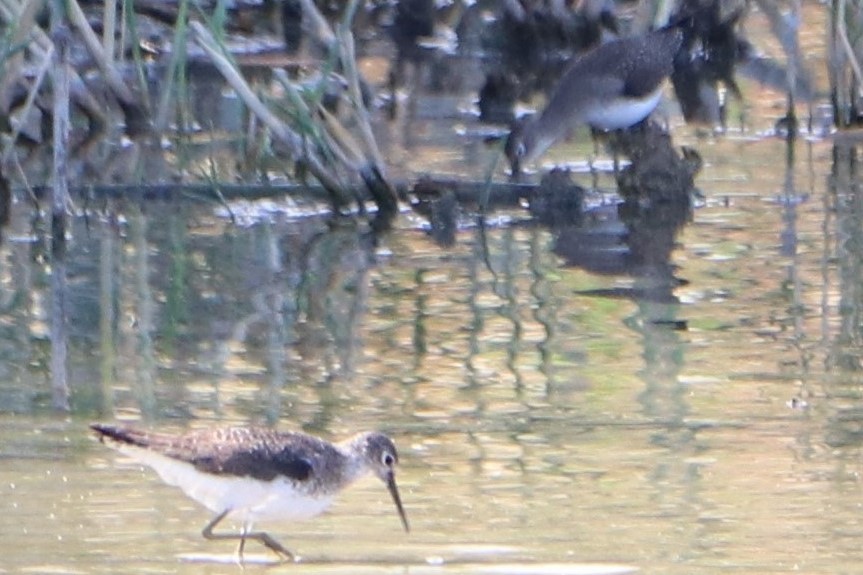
90,423,410,562
505,25,684,176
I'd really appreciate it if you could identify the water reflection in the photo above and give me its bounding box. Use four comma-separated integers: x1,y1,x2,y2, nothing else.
829,143,863,371
6,135,863,573
4,2,863,571
825,142,863,454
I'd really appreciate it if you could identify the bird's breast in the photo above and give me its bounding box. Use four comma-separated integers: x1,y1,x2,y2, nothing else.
583,88,663,131
105,443,336,523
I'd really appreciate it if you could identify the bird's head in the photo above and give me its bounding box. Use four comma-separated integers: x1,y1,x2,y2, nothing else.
504,117,535,177
358,432,410,533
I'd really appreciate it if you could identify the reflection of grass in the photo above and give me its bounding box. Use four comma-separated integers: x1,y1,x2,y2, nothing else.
578,299,633,338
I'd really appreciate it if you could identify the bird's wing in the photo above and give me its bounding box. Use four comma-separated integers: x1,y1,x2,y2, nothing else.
92,425,321,483
585,75,627,101
622,61,672,98
191,444,315,482
621,28,681,98
542,73,625,125
168,428,319,482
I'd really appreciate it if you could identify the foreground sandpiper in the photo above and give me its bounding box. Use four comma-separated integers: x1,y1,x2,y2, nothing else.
90,423,409,562
505,25,684,176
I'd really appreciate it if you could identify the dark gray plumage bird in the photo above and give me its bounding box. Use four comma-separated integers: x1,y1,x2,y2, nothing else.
506,26,684,175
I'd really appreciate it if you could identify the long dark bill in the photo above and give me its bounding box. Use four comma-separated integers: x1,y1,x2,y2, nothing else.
386,472,410,533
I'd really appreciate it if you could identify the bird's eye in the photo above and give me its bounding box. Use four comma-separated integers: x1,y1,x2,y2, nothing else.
382,452,395,467
516,142,526,158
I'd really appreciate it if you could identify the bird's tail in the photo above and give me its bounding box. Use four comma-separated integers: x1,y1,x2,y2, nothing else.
90,423,156,448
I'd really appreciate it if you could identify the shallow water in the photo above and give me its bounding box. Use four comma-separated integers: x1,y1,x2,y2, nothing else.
5,131,863,574
3,5,863,575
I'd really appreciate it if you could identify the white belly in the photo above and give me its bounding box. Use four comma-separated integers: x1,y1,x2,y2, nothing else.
112,444,335,524
584,89,663,131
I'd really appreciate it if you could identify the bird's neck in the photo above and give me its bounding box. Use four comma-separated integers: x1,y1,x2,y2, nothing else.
523,114,570,165
334,433,373,486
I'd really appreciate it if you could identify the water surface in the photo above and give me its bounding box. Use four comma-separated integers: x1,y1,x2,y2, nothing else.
3,7,863,575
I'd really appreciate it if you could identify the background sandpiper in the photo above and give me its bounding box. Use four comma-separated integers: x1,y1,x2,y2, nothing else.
505,25,684,176
90,423,409,562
